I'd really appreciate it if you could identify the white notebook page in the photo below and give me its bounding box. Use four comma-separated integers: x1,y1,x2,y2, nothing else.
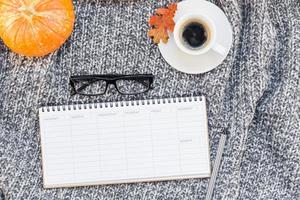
39,97,210,188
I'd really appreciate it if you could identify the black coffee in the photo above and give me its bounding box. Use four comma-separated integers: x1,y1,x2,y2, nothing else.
182,22,207,48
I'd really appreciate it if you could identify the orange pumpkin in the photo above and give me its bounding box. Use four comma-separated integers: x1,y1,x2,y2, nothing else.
0,0,75,57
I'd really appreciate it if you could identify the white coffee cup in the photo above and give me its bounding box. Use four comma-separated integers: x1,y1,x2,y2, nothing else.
174,14,226,56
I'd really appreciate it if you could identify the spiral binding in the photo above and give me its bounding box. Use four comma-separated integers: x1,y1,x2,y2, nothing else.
41,96,203,113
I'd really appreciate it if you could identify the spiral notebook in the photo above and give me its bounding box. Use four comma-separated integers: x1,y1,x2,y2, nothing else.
39,96,211,188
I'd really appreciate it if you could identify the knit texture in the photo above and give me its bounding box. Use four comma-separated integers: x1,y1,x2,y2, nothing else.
0,0,299,199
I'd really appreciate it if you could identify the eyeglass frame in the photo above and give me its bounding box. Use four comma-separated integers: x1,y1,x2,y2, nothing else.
70,74,154,96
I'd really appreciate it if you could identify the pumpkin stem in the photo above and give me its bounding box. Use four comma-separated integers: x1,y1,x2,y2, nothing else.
18,5,36,20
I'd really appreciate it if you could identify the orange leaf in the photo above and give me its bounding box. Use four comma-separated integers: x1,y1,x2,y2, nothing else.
157,3,177,16
148,3,177,44
148,26,169,44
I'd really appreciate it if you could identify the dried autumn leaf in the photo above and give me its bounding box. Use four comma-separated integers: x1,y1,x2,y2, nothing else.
148,3,177,44
156,3,177,31
148,25,169,44
148,16,168,44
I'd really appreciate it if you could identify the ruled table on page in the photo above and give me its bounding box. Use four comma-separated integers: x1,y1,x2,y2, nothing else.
39,97,210,188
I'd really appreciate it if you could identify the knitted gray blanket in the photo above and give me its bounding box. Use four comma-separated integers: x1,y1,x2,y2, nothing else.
0,0,299,199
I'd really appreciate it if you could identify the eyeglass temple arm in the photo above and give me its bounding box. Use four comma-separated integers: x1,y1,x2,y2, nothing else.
70,79,99,95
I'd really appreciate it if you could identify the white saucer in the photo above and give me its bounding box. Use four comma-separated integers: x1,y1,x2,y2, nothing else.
158,0,233,74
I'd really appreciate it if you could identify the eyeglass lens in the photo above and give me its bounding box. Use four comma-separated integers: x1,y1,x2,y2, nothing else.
116,79,150,94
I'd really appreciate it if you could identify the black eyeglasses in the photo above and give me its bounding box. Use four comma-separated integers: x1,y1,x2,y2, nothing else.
70,74,154,96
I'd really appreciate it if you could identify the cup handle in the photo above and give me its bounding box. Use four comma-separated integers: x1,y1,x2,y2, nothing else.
212,43,227,55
